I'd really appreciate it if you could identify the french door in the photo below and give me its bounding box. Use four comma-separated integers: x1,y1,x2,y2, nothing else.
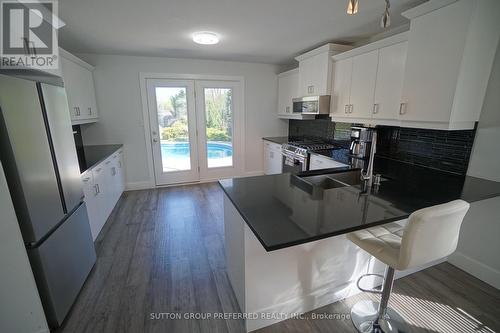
146,78,241,185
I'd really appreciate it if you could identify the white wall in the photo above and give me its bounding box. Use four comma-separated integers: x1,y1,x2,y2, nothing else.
77,54,287,188
449,44,500,289
0,162,49,333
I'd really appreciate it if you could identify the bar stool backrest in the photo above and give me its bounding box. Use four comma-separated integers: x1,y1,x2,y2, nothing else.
398,200,470,270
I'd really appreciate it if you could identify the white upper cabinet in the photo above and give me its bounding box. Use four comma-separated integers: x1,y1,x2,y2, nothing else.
348,50,379,119
295,44,351,97
60,48,99,125
277,68,300,118
400,0,500,129
330,34,408,123
331,58,352,117
329,0,499,130
373,42,408,120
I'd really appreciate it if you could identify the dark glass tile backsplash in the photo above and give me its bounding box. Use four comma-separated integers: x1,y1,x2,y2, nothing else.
289,120,476,175
376,126,476,175
289,119,351,142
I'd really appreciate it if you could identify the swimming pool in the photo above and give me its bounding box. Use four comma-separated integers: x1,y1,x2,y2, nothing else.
160,141,233,170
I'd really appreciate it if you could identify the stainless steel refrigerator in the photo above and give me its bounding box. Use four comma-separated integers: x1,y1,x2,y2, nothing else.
0,71,96,328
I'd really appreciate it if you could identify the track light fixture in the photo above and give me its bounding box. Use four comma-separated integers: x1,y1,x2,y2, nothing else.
346,0,391,28
381,0,391,28
347,0,359,15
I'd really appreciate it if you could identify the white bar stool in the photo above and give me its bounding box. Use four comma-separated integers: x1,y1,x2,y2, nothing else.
347,199,470,333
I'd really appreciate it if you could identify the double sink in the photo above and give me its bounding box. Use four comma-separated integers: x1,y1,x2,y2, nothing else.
301,169,364,189
290,169,366,199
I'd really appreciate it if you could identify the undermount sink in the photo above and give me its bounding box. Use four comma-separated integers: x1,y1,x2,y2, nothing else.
327,169,364,186
301,174,349,189
301,170,364,190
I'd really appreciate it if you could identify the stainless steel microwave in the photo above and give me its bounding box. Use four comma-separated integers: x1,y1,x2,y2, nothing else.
292,95,331,115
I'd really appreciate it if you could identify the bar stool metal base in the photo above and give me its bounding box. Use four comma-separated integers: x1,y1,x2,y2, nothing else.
351,300,409,333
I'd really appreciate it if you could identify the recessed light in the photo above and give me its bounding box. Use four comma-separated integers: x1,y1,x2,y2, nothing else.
192,31,219,45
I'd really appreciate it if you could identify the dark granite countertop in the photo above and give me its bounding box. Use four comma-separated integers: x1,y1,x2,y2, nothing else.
77,144,123,173
262,137,289,144
219,162,500,251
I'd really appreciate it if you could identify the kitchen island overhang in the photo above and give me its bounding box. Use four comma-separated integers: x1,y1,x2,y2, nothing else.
219,170,500,332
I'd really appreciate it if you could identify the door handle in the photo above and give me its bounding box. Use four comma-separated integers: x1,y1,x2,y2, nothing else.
152,138,158,143
344,105,349,114
373,104,379,114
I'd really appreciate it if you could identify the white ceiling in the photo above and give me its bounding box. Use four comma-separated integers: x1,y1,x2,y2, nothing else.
58,0,426,65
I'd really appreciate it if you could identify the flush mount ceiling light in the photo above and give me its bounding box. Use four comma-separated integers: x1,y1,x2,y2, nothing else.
346,0,391,28
192,31,219,45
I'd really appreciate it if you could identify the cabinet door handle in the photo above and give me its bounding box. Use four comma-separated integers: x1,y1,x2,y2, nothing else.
373,104,379,114
344,105,349,114
105,161,111,165
93,184,99,195
399,103,407,115
349,104,354,113
285,106,290,113
82,177,90,182
88,107,92,115
95,167,102,172
307,85,314,94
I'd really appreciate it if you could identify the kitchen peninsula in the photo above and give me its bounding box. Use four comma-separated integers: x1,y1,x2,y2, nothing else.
219,164,500,332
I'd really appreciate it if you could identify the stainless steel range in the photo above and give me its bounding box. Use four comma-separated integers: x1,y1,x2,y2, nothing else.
281,141,339,173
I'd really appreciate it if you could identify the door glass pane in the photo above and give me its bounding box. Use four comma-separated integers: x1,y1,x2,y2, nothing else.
155,87,191,172
204,88,233,168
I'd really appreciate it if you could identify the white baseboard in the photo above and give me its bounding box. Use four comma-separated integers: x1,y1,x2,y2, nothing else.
448,251,500,290
247,281,361,332
243,170,264,177
125,181,154,191
246,257,447,332
125,171,264,191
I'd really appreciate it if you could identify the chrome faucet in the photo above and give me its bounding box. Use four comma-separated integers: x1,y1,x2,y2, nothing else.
361,129,377,187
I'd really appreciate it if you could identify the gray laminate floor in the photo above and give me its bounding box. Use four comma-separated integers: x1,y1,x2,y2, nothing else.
58,183,500,333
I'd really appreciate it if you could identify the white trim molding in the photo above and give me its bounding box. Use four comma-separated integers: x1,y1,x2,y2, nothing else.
125,181,155,191
448,252,500,290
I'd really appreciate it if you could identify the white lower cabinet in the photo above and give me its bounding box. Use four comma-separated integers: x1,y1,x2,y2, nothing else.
309,154,348,170
82,149,125,240
263,141,283,175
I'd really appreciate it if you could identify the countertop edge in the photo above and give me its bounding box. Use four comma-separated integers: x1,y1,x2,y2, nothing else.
218,179,411,252
262,137,288,145
80,144,123,174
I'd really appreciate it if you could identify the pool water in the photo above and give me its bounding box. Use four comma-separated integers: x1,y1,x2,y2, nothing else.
160,141,233,171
